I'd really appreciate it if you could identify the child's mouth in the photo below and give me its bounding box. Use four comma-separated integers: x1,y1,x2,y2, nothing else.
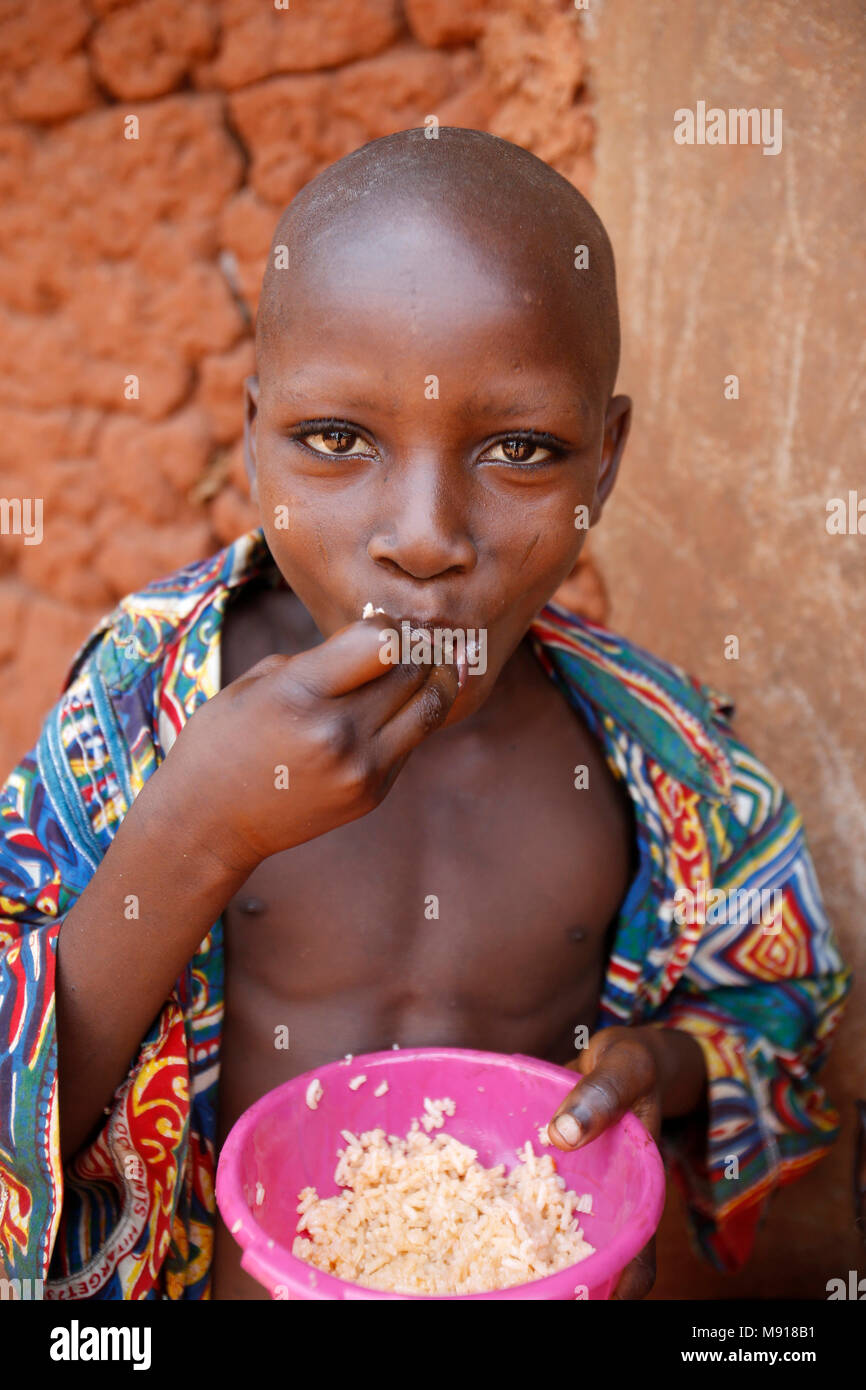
403,615,470,690
361,604,478,691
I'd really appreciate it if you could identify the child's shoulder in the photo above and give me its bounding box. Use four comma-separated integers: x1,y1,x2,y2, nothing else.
535,597,735,732
532,599,783,831
551,602,735,718
62,527,270,694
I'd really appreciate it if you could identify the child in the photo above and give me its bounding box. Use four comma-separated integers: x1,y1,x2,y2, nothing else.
0,128,850,1301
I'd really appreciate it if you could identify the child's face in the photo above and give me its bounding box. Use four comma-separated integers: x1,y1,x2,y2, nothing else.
246,207,630,723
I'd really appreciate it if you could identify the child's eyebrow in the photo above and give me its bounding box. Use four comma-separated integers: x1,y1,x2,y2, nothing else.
266,383,403,416
269,388,590,430
461,395,551,418
458,391,594,427
459,394,559,420
263,377,593,426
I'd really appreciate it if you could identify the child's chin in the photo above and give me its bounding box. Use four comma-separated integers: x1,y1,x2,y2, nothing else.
442,672,491,725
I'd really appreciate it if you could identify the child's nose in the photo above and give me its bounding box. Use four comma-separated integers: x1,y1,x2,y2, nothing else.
367,461,477,581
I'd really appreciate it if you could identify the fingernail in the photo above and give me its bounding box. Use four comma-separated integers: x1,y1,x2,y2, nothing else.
554,1114,581,1146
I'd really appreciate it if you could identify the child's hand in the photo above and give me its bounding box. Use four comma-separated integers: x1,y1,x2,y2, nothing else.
159,612,459,874
545,1027,663,1300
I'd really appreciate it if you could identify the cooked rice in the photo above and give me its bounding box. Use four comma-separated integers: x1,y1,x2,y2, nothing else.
373,1080,389,1097
292,1098,595,1294
420,1095,455,1132
305,1078,323,1110
348,1075,367,1091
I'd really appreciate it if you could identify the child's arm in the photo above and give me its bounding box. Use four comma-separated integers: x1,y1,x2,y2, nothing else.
625,739,847,1276
0,612,457,1287
0,699,253,1285
54,773,253,1164
55,615,457,1161
546,703,851,1289
638,765,852,1273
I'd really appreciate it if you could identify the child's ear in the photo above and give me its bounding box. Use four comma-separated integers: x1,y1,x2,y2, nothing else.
591,394,631,524
243,374,260,504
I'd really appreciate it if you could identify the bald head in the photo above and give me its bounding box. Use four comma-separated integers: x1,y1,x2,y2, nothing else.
255,127,621,400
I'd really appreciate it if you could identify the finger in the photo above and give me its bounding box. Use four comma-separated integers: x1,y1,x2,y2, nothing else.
611,1236,656,1301
547,1037,658,1151
287,613,428,699
375,661,460,759
568,1024,630,1076
630,1085,662,1145
538,1031,615,1143
338,648,436,728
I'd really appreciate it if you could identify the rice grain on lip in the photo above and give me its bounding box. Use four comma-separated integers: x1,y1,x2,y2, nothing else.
292,1098,595,1294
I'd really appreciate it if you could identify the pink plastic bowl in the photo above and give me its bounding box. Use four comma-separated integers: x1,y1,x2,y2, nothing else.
215,1046,665,1300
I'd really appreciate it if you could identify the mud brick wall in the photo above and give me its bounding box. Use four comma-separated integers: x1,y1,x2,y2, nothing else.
588,0,866,1299
0,0,597,776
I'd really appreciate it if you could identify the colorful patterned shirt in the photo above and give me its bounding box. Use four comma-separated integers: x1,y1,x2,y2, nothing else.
0,526,851,1299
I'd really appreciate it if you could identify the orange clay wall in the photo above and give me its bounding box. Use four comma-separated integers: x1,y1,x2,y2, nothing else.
0,0,862,1299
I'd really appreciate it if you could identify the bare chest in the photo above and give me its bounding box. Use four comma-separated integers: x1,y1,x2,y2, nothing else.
215,696,635,1114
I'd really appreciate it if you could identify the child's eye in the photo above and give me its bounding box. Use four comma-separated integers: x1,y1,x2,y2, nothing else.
299,428,375,458
480,436,560,467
